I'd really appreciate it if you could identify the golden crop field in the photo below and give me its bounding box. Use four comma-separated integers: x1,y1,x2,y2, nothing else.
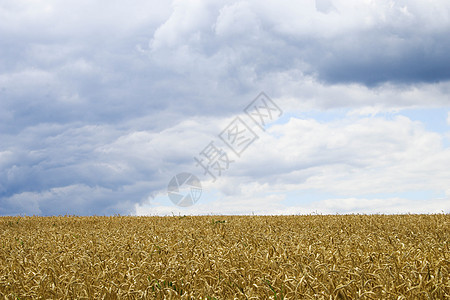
0,214,448,299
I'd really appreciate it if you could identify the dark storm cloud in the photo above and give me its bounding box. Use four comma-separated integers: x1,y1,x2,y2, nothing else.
313,30,450,85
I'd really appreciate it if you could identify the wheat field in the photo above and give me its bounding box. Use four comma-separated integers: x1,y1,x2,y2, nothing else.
0,214,448,299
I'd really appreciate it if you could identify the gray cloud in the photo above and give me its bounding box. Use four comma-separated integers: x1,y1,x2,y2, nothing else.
146,0,450,87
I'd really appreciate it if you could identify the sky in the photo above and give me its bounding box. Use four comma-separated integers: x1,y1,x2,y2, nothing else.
1,0,449,216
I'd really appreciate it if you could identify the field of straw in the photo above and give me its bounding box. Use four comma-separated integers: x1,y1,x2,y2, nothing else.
0,214,448,299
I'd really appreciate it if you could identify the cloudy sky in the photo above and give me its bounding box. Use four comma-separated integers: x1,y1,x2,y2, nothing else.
1,0,449,216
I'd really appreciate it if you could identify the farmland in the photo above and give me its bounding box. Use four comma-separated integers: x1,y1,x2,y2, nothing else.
0,214,448,299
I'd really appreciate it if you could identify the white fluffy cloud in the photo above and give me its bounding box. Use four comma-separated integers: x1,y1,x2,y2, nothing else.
135,108,450,215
